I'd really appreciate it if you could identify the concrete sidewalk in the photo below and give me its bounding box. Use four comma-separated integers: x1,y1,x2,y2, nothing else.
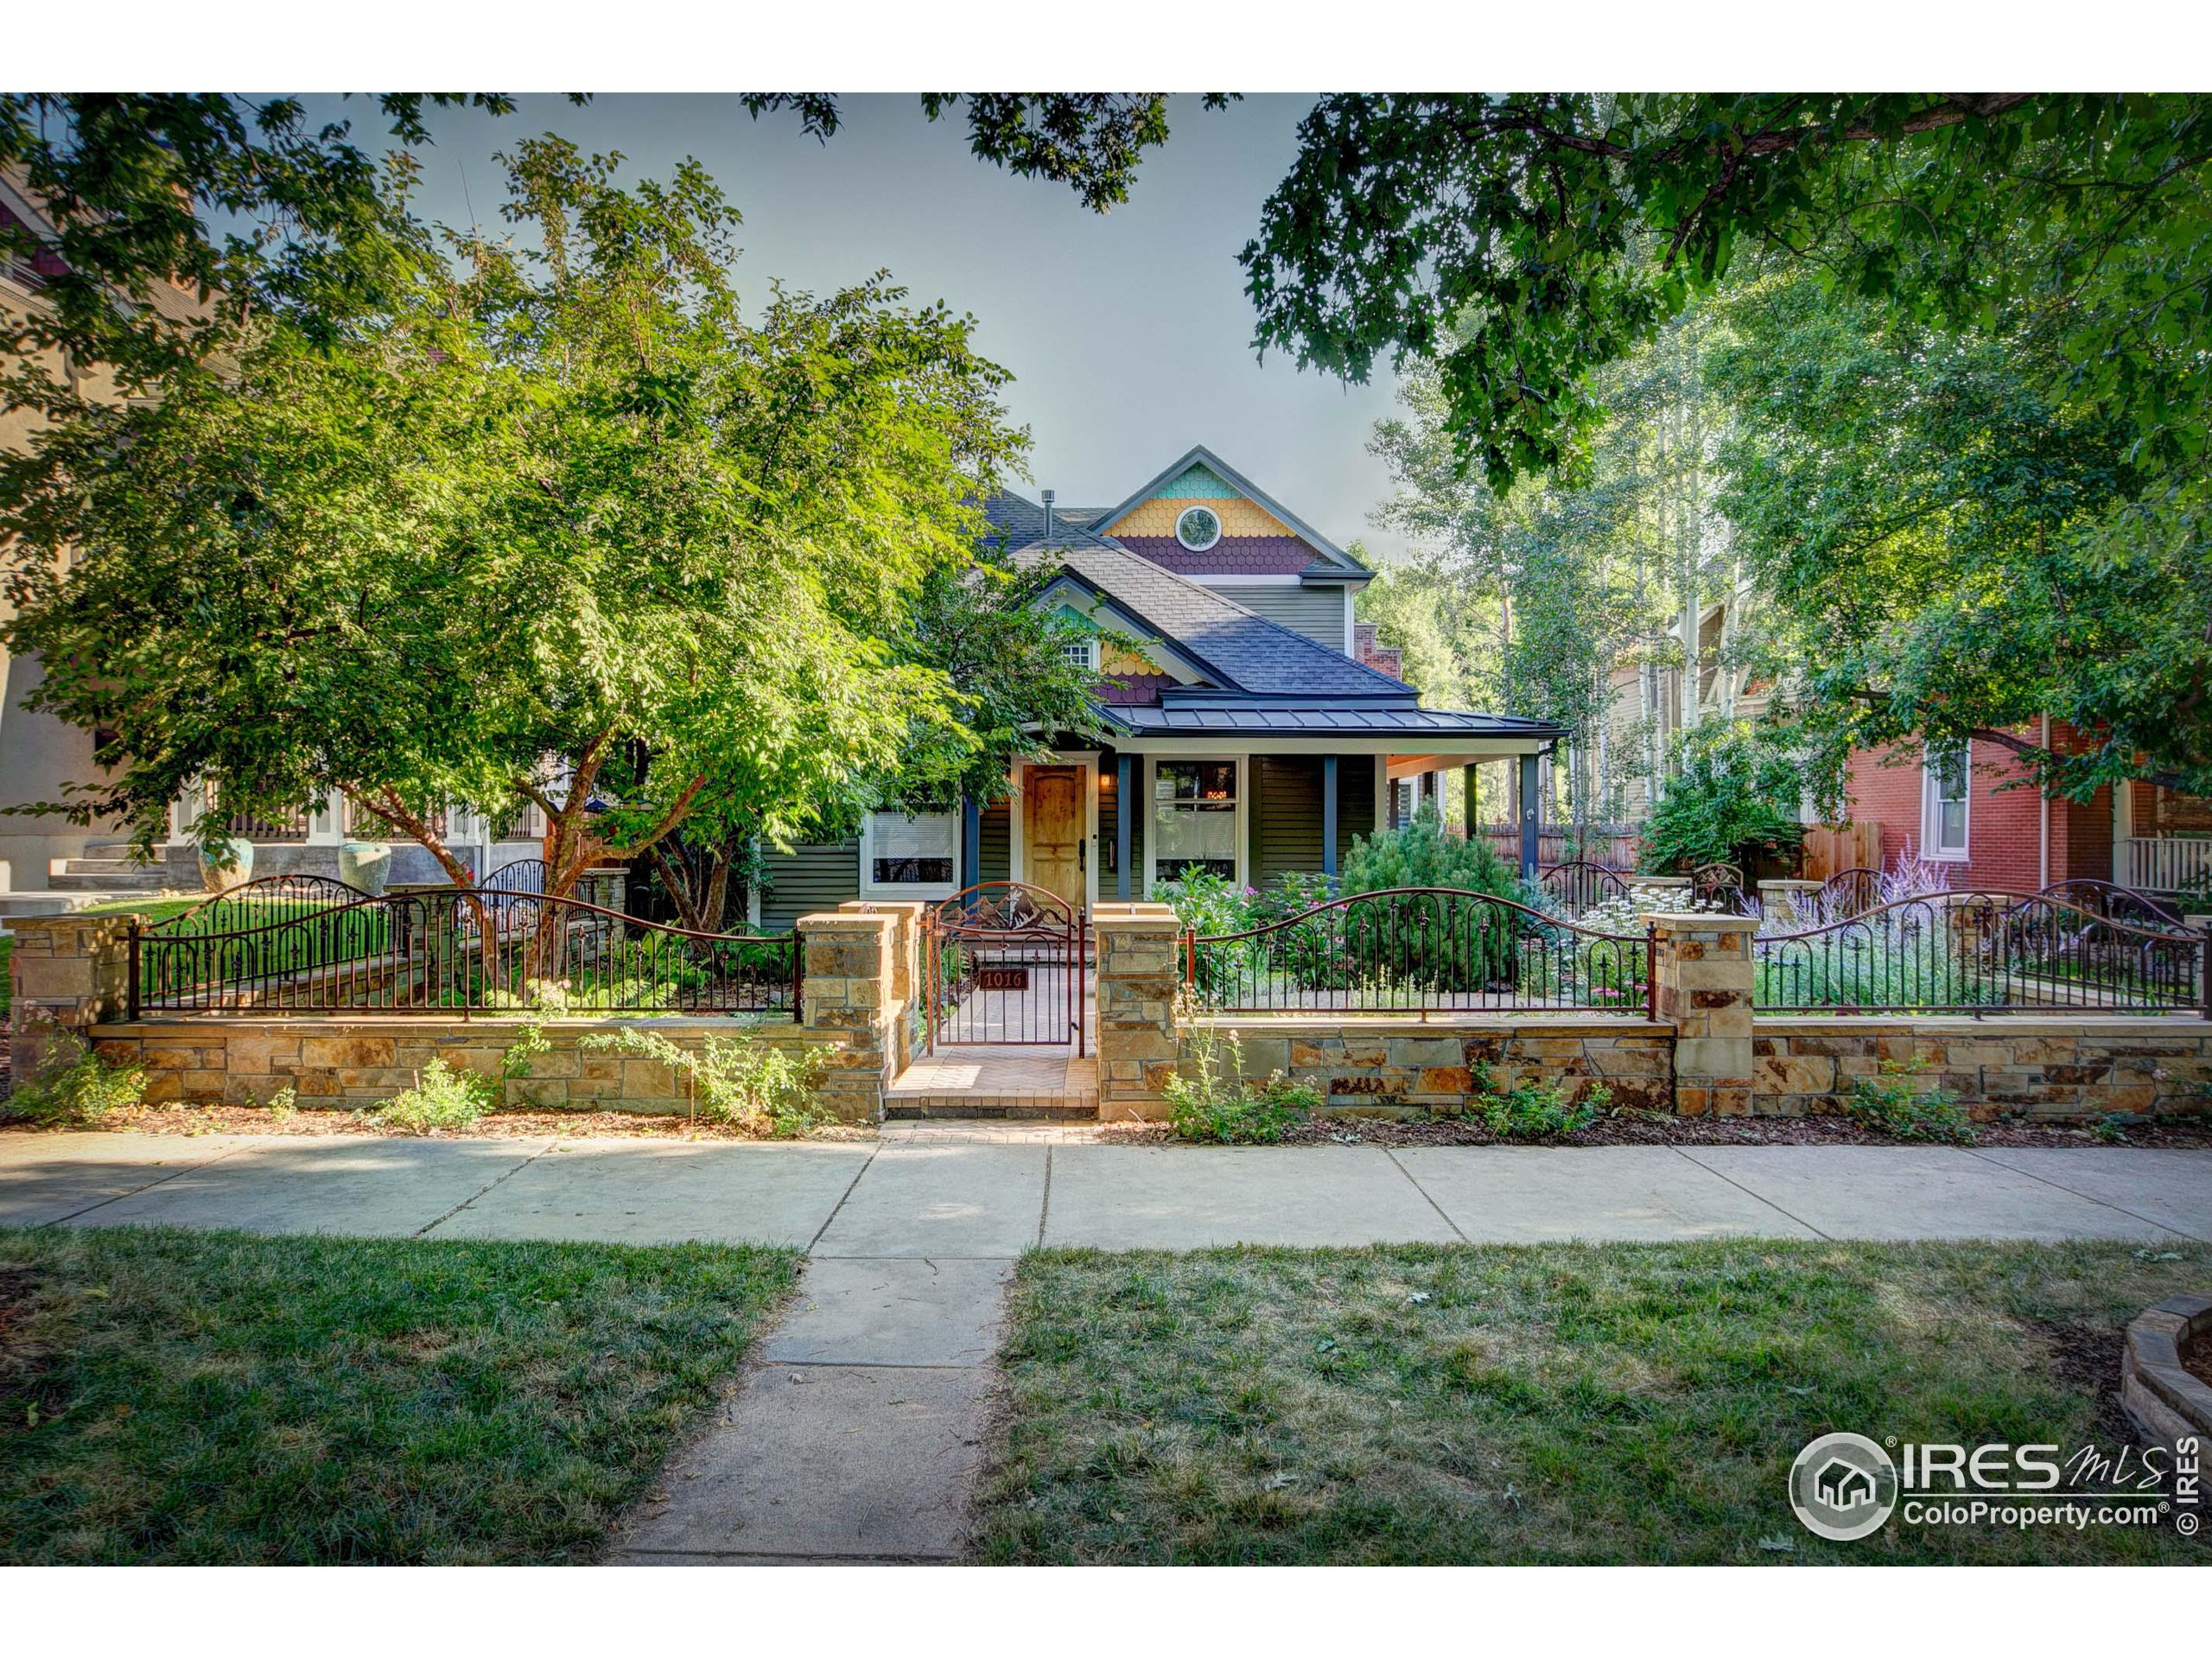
5,1131,2209,1247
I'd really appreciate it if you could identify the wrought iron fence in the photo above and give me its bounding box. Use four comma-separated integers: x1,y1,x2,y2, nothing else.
1184,887,1655,1017
1753,891,2206,1014
923,882,1086,1052
132,882,798,1018
1691,861,1753,913
2036,878,2183,930
1538,861,1630,916
1816,867,1885,917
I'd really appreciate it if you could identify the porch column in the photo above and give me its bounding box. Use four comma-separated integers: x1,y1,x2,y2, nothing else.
1321,755,1338,883
1115,754,1132,902
1464,764,1479,835
1518,752,1541,879
961,791,982,892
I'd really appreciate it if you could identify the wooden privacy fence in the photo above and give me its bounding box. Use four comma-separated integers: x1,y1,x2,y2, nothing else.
1476,825,1640,869
1801,823,1882,881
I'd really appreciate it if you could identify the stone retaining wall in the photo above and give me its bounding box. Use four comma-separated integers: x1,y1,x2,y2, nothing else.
1188,1017,1677,1116
1176,1013,2212,1121
86,1015,869,1121
1754,1017,2212,1120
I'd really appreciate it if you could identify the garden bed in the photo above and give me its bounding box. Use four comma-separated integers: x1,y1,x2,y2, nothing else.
1265,1112,2212,1149
1090,1110,2212,1150
0,1100,875,1141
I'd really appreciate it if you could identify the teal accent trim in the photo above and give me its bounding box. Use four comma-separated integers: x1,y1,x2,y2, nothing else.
1149,462,1242,501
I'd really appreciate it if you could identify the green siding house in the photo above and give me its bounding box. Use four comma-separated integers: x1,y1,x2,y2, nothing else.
757,446,1563,925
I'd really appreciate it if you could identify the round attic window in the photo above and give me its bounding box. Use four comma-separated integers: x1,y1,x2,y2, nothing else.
1174,504,1223,551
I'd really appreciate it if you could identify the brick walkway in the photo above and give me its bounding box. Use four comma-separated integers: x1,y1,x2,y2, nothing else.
883,1045,1101,1118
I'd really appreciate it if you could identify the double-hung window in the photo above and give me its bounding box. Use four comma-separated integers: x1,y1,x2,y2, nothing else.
1152,760,1239,887
1923,741,1970,860
861,808,959,899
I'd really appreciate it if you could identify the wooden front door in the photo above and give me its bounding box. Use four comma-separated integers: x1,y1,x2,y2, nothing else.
1023,765,1086,914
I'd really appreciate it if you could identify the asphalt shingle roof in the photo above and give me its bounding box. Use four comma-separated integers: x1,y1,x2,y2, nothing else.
1018,537,1414,700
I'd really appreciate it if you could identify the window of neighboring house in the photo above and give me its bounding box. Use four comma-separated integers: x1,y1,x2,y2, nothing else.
1062,636,1100,672
1151,760,1239,887
861,808,959,899
1923,741,1971,859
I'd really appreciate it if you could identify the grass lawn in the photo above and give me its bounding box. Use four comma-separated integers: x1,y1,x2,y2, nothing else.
0,1226,796,1563
76,897,201,924
978,1242,2212,1565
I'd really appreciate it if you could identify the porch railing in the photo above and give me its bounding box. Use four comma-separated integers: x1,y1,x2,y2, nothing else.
1184,887,1655,1017
2119,836,2212,895
1752,890,2207,1015
130,880,798,1018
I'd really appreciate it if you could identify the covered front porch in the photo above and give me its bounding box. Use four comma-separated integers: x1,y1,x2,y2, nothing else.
963,715,1565,915
2115,779,2212,894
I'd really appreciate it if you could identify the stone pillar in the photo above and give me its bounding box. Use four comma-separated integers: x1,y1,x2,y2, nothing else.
7,912,143,1079
1093,902,1183,1117
838,899,925,1075
797,909,900,1120
1757,879,1824,927
1650,913,1755,1116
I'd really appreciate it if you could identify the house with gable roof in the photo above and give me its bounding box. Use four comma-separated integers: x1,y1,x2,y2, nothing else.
756,446,1567,925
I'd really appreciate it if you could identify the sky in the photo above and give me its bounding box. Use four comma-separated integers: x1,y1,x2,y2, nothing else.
306,92,1413,561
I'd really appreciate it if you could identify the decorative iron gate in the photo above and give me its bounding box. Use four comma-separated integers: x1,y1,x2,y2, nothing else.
923,882,1085,1052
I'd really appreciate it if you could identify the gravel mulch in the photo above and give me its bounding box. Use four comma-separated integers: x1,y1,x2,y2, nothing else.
1265,1111,2212,1150
0,1101,874,1142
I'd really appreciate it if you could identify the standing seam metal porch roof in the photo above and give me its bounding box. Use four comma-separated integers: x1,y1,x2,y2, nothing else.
1100,702,1567,740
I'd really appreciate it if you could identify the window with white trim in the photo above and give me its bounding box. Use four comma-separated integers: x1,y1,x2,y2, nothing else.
1923,741,1970,859
1061,636,1099,672
861,808,959,898
1174,505,1223,551
1152,760,1239,885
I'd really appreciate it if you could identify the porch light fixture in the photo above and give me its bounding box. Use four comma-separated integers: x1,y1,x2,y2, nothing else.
1174,504,1223,551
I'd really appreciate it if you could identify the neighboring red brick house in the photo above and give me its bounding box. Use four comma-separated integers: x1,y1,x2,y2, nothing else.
1843,722,2208,896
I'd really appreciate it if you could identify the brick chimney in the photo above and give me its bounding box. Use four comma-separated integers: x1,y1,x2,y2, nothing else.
1354,623,1404,681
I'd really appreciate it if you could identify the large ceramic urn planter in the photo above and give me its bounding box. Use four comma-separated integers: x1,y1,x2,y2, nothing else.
197,836,254,893
338,841,394,895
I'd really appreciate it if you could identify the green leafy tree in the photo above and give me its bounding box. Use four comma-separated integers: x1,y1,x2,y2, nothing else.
1637,721,1805,874
1367,312,1732,834
0,93,545,397
741,94,1235,213
1707,268,2212,802
1,140,1033,904
1239,95,2212,489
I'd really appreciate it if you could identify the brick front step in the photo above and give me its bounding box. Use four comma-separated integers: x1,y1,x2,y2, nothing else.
884,1096,1100,1122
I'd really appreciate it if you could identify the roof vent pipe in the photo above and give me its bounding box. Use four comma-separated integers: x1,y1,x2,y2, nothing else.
1040,488,1056,544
